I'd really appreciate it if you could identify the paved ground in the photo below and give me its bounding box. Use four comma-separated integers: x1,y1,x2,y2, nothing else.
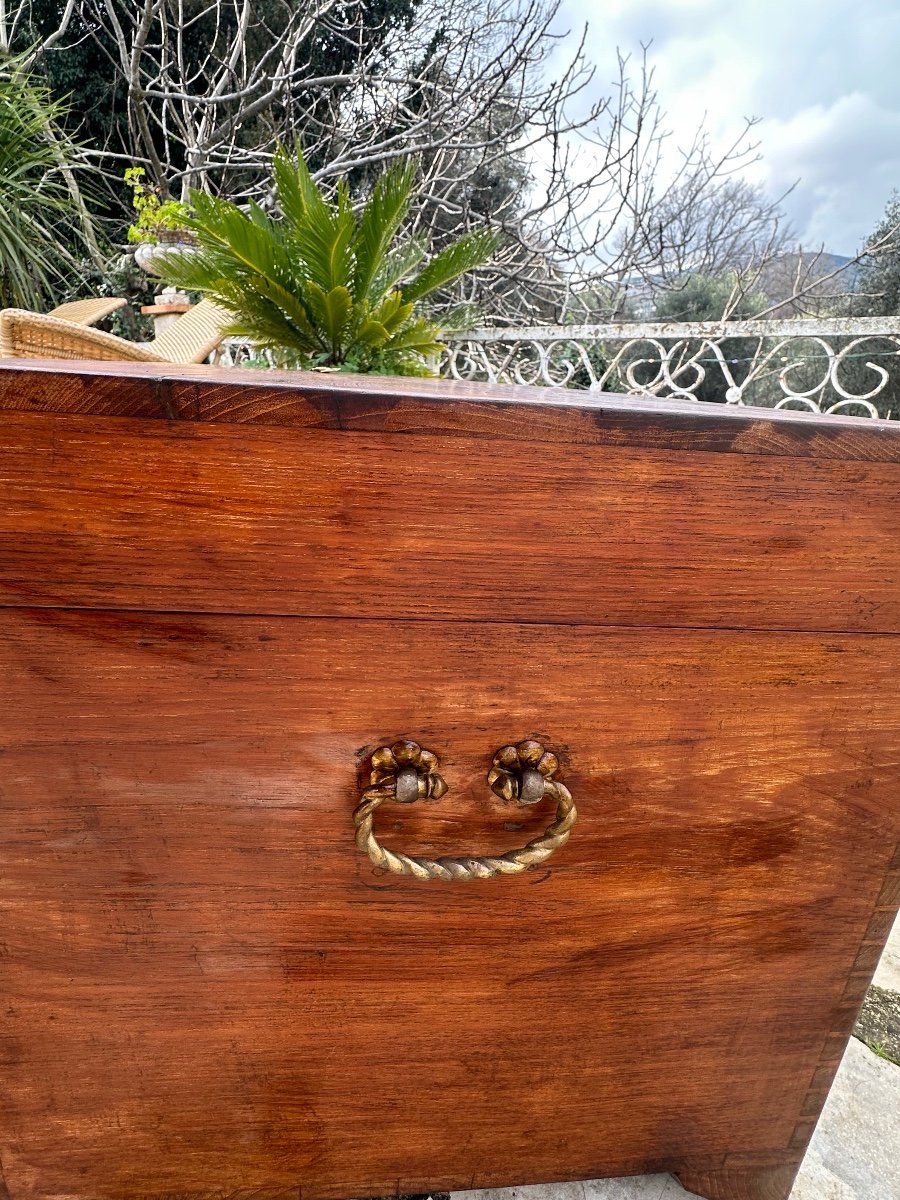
875,913,900,993
450,915,900,1200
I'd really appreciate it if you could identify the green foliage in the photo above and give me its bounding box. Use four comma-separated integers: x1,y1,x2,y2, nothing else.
653,272,765,323
21,0,423,215
558,342,625,392
0,65,94,308
68,252,157,340
854,191,900,317
124,167,191,244
156,147,498,375
21,1,130,148
7,1,132,235
742,333,900,420
858,1036,899,1065
818,196,900,415
646,274,897,415
642,272,767,404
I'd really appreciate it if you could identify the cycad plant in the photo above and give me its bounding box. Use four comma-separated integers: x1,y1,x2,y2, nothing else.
157,148,498,375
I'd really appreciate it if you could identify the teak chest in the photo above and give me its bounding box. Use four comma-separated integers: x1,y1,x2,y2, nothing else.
1,361,899,1200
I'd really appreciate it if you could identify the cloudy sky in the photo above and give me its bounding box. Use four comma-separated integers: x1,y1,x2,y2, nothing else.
560,0,900,255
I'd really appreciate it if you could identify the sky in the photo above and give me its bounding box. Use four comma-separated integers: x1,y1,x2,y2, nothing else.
560,0,900,255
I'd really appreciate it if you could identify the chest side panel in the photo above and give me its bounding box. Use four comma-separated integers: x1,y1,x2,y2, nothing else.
1,608,898,1200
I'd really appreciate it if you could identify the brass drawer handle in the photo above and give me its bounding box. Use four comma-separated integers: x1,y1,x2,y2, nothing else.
353,739,577,880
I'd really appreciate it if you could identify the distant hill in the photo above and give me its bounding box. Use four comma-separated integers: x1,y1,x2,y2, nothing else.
756,250,859,316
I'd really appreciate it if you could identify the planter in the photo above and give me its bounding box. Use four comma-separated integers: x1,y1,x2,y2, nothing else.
1,360,899,1200
133,228,200,276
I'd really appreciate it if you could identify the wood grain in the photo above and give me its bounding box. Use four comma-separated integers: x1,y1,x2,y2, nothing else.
676,1163,800,1200
2,358,900,461
2,409,900,632
3,366,900,1200
2,608,899,1200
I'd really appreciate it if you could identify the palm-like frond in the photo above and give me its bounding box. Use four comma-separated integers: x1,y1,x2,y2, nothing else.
355,318,391,348
371,291,414,333
183,192,286,278
304,283,353,355
0,69,95,308
288,204,356,293
157,145,497,376
352,159,415,301
274,142,329,230
158,243,319,347
401,228,499,303
433,303,481,335
372,235,428,296
282,172,356,292
383,316,445,355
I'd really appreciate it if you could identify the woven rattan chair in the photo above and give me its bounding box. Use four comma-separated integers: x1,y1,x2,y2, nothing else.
0,299,228,363
47,298,127,326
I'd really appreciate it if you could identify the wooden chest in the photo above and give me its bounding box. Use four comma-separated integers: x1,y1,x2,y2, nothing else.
1,361,899,1200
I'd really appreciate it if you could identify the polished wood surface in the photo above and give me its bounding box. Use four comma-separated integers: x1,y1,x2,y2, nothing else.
2,364,900,1200
1,357,900,461
2,409,900,632
2,611,899,1200
675,1164,802,1200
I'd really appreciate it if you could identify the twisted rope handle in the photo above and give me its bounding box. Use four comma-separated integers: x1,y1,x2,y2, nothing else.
353,739,577,881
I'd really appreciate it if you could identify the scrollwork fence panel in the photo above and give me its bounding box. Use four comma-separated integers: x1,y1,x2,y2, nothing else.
443,317,900,418
216,317,900,419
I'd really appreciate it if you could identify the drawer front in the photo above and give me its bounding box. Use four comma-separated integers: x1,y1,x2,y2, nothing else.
2,607,899,1199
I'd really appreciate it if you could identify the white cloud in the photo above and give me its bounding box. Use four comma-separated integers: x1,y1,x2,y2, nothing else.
759,94,900,251
558,0,900,252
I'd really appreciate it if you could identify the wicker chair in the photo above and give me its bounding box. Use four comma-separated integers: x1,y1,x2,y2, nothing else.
0,299,229,364
47,298,128,326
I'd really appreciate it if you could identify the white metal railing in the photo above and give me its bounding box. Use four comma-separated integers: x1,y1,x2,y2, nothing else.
218,316,900,419
443,317,900,418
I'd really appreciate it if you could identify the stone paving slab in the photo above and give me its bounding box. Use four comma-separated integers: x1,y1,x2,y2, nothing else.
790,1037,900,1199
874,912,900,992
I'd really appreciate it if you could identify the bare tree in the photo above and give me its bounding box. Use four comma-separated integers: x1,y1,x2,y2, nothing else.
625,176,792,287
13,0,805,322
0,0,78,63
288,3,794,322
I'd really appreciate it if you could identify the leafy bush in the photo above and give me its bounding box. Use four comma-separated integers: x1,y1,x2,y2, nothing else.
156,147,497,375
0,67,96,308
124,166,191,244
